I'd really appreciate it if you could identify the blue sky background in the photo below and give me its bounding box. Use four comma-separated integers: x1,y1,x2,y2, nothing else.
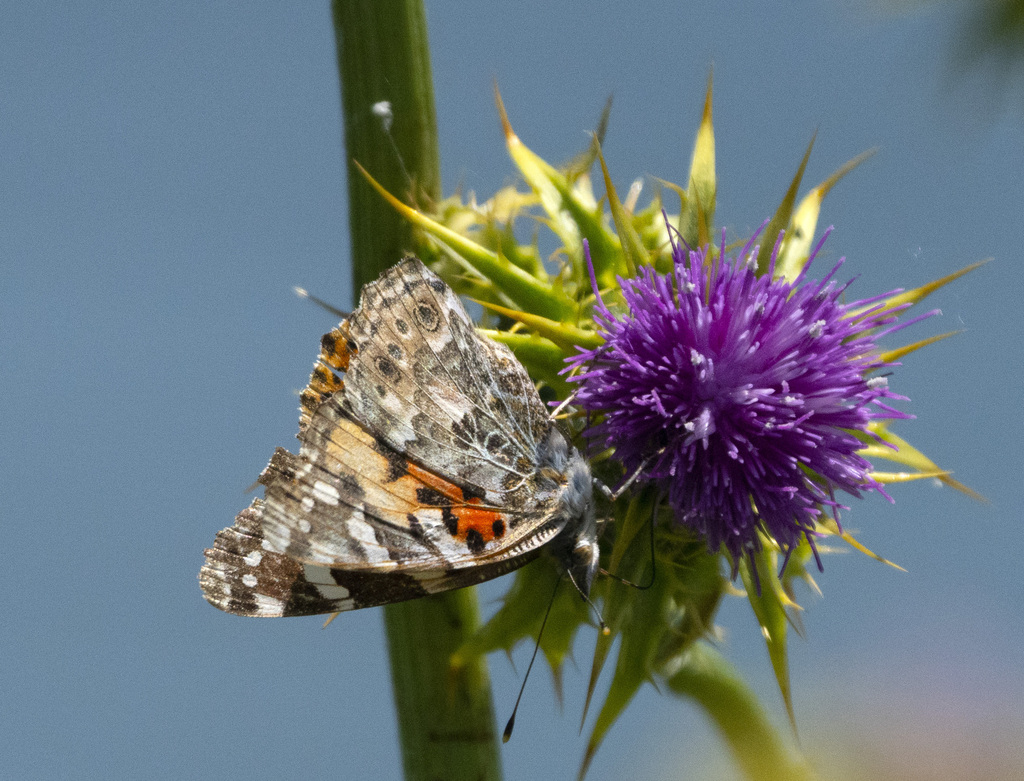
4,2,1023,779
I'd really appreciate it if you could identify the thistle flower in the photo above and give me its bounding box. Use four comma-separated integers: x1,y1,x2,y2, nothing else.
567,227,914,567
363,81,980,776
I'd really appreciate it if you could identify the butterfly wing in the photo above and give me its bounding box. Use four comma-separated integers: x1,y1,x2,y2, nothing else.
338,258,554,506
200,500,546,617
201,258,576,616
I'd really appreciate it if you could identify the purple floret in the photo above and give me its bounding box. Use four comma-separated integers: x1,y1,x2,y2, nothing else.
567,227,912,568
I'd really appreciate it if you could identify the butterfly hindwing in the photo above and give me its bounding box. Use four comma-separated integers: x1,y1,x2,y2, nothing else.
200,500,545,617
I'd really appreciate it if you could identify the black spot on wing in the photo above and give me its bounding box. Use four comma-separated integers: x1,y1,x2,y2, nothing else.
465,528,485,554
414,301,439,331
282,580,341,616
374,355,398,380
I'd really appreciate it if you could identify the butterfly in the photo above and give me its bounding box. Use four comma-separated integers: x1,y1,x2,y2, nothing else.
199,257,598,617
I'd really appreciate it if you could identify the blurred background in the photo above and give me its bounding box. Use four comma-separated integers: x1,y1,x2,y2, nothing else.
3,2,1022,779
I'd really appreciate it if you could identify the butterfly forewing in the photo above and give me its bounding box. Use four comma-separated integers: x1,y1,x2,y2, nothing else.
200,258,592,617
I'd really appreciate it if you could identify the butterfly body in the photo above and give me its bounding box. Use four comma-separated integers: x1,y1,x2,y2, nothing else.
200,258,597,617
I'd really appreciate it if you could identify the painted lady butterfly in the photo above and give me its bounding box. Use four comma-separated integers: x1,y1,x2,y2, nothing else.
200,258,598,617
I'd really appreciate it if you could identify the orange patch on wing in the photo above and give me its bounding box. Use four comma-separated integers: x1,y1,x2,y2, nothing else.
405,462,507,547
318,417,509,548
320,322,353,371
453,502,507,545
307,365,344,396
300,322,353,431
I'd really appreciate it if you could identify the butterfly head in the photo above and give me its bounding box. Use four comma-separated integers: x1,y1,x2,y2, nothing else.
554,449,599,599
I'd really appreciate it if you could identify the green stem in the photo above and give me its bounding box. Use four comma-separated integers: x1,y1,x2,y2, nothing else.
384,592,503,780
333,0,441,291
666,643,815,781
332,3,503,779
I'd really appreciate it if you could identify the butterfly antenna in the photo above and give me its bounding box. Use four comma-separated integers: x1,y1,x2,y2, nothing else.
503,577,561,742
294,287,350,320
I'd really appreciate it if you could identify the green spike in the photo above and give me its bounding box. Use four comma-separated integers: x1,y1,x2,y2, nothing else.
596,139,649,276
818,517,907,571
495,86,625,289
864,424,986,501
356,161,574,320
678,72,716,249
866,259,990,316
878,331,959,363
741,548,797,736
775,148,876,281
472,299,604,350
756,133,816,276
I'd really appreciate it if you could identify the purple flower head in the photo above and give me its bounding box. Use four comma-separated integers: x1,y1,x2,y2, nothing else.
567,227,912,569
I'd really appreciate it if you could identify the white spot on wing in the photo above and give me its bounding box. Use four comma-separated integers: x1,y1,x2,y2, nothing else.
298,519,311,533
254,594,284,615
263,527,288,552
312,480,340,506
301,496,315,512
242,574,258,588
316,584,351,601
302,565,351,602
346,509,393,565
243,550,262,568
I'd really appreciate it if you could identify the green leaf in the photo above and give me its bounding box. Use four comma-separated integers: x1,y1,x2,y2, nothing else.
579,555,666,780
454,559,590,678
650,530,725,668
579,491,657,738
